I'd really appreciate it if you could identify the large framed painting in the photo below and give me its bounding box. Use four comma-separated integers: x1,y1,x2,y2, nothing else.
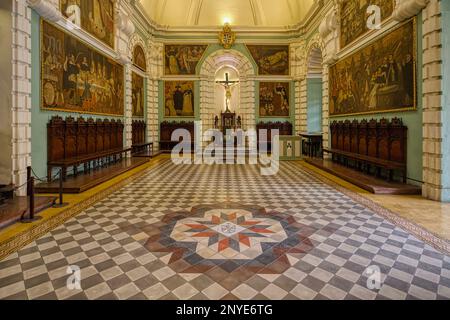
329,19,416,117
132,72,145,117
41,20,124,116
60,0,115,49
247,45,290,76
164,45,208,75
164,81,195,117
259,82,290,117
133,45,147,72
340,0,395,48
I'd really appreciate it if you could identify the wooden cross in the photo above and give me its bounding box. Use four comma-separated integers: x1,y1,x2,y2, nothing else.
216,73,239,112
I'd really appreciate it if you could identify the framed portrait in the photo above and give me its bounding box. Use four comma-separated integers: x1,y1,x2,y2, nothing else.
164,81,195,117
259,82,290,117
340,0,395,48
247,45,290,76
133,45,147,72
329,19,417,117
164,45,208,75
132,72,145,117
41,20,124,116
60,0,115,49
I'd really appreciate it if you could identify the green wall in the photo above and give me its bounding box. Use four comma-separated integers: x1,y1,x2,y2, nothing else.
307,78,323,132
328,16,424,184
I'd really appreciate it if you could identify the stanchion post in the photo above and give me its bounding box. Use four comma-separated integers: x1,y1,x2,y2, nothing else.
21,176,42,223
29,177,35,220
27,167,31,196
53,168,69,208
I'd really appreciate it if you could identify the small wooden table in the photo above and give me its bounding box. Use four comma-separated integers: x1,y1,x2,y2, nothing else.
300,132,323,158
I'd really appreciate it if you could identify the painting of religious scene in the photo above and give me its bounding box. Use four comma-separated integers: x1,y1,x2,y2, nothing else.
329,19,416,117
41,20,124,116
247,45,290,76
340,0,395,48
259,82,290,117
133,45,147,72
60,0,115,48
164,45,208,75
164,81,195,117
132,72,145,117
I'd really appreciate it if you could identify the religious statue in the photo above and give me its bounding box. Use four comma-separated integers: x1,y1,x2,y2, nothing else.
216,72,239,112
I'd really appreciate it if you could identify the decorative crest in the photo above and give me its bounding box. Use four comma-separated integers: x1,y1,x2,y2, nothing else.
219,23,236,49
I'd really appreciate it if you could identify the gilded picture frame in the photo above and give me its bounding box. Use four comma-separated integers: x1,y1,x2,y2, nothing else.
339,0,395,49
59,0,116,49
329,18,417,118
246,45,290,76
164,45,208,76
132,72,145,118
164,81,195,118
40,19,124,117
259,82,291,118
133,45,147,72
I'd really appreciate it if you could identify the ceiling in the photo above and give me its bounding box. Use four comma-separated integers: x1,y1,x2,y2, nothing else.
138,0,316,28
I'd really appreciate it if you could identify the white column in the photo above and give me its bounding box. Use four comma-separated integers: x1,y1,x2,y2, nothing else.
146,78,159,151
322,65,330,149
124,63,133,150
299,78,308,133
422,0,445,201
12,0,33,195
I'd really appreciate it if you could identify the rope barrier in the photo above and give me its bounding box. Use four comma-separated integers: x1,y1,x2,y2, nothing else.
30,167,60,183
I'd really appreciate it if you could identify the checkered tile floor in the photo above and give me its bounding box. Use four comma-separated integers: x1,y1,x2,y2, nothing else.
1,160,449,300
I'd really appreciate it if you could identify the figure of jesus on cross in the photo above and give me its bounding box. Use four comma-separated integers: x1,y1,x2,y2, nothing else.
216,72,239,112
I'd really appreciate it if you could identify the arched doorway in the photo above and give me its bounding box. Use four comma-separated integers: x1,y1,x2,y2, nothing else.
199,49,256,132
306,46,323,133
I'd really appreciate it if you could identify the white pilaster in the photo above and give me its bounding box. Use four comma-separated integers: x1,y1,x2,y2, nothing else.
12,0,33,195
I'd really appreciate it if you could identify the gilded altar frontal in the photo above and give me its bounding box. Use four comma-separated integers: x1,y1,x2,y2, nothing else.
329,19,416,117
41,20,124,116
340,0,395,48
60,0,115,49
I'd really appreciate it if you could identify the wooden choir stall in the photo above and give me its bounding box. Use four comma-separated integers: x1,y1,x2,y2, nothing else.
35,116,149,194
306,118,421,195
132,120,153,158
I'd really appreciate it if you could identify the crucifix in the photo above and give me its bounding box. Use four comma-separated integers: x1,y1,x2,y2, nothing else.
216,72,239,112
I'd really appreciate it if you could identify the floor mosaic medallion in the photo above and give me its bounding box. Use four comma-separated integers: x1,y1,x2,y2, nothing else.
145,203,328,277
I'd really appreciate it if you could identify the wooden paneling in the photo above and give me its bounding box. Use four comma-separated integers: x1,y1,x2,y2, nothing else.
256,122,293,143
329,118,407,166
47,115,124,165
132,121,147,146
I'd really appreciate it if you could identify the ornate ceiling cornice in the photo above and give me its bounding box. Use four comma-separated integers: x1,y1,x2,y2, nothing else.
129,0,332,41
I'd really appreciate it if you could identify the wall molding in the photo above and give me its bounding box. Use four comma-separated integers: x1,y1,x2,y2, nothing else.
393,0,430,21
27,0,61,22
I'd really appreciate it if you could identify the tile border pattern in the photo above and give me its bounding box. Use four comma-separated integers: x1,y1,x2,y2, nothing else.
293,162,450,255
0,161,161,261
